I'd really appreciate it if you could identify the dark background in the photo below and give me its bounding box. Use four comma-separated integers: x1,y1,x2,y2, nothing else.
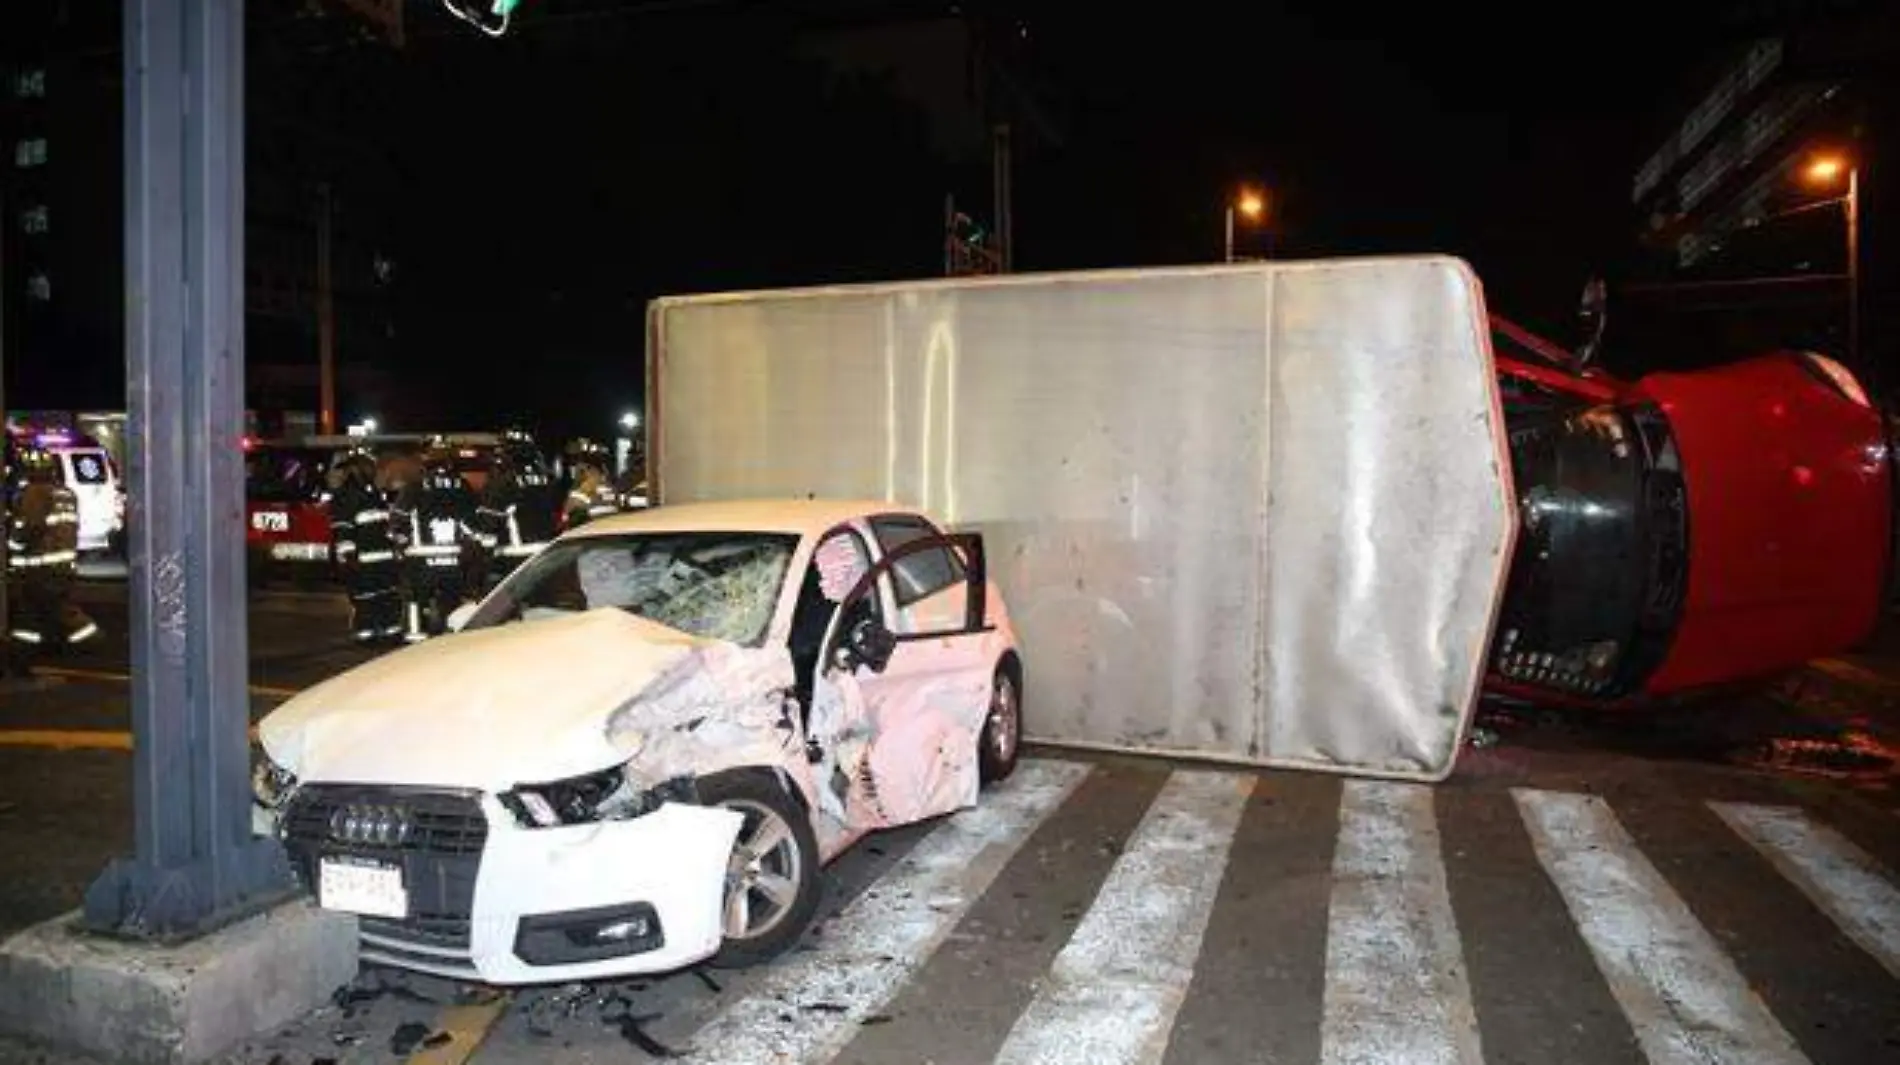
3,0,1895,439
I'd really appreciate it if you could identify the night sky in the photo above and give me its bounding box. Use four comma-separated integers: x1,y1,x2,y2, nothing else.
5,0,1885,437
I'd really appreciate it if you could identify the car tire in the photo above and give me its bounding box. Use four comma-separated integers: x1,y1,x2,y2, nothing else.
699,768,821,969
979,659,1023,785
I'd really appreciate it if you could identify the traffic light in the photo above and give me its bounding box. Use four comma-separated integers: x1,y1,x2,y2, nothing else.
441,0,522,37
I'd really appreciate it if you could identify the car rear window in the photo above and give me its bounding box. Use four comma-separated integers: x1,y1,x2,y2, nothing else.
68,450,111,485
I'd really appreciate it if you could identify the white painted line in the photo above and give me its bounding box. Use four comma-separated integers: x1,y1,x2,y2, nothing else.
684,758,1091,1065
988,769,1252,1065
1711,801,1900,981
1320,780,1483,1065
1515,789,1811,1065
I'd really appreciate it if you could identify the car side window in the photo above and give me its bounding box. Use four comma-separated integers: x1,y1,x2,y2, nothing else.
869,515,964,607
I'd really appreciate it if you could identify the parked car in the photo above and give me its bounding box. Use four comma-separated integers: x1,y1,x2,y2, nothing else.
1486,310,1890,705
252,499,1022,984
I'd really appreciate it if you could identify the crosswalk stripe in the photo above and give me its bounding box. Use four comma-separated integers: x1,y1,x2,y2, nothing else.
1711,801,1900,981
1515,789,1812,1065
988,769,1251,1065
682,758,1091,1065
1321,780,1483,1065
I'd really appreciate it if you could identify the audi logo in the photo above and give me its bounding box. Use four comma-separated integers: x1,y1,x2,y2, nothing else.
328,804,413,847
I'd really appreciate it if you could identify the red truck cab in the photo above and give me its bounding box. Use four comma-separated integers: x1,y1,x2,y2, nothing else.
1486,314,1890,705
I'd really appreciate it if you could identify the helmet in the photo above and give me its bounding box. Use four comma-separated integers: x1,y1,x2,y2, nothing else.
14,445,57,484
566,437,610,473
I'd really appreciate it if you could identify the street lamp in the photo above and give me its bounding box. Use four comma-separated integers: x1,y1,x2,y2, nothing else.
1225,188,1267,264
1802,152,1859,366
619,411,640,431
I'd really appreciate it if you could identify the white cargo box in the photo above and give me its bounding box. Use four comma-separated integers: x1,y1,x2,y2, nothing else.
648,258,1516,780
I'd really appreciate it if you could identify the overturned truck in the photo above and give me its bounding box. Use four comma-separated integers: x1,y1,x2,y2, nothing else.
647,258,1520,782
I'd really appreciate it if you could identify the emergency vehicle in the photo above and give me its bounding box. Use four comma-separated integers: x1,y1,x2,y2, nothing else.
5,423,125,555
244,437,347,581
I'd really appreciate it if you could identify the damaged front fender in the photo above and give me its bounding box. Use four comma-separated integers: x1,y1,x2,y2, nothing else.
456,798,744,985
604,641,820,812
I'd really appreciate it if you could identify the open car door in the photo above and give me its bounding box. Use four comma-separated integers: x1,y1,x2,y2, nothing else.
807,532,994,830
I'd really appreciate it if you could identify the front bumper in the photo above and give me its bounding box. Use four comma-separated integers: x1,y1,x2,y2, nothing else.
279,787,743,985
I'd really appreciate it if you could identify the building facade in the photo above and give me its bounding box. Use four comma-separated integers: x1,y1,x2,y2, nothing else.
1,0,403,423
1628,3,1897,388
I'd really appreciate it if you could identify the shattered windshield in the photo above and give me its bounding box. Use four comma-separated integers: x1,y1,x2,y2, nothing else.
470,531,800,646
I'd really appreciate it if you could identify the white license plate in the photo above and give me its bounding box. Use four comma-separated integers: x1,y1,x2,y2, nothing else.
251,510,290,532
269,542,328,561
318,857,407,918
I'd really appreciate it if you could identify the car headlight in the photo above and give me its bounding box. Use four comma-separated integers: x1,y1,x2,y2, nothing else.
501,765,637,828
251,742,297,810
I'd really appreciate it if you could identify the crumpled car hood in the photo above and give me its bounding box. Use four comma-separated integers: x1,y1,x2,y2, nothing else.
259,609,706,791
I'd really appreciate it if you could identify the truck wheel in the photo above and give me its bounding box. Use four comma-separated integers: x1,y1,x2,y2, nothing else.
980,660,1023,785
699,769,821,968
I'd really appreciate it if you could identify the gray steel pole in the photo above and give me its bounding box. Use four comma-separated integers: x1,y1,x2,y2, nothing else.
84,0,292,938
1224,206,1235,263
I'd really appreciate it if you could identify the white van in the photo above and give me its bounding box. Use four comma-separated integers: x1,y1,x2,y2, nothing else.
43,437,124,554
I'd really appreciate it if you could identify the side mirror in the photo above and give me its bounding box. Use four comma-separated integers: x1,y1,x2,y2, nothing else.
445,602,479,633
833,609,897,675
1575,276,1607,370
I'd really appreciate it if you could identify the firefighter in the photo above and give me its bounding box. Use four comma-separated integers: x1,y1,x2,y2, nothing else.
327,449,403,645
476,448,556,583
398,454,481,641
563,442,620,528
5,444,97,652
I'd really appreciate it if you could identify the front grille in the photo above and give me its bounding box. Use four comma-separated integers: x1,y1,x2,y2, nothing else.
361,913,471,950
280,785,487,957
282,785,487,855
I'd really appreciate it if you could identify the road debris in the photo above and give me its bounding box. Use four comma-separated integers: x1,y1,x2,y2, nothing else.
389,1022,433,1056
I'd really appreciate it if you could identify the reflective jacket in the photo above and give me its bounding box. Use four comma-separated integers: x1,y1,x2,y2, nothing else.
6,482,79,575
564,471,619,528
479,467,557,559
400,479,479,569
329,478,396,565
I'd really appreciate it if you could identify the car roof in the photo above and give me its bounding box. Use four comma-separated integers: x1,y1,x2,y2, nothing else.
567,498,933,541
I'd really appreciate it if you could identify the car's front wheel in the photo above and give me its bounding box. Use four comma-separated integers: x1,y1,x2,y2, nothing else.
699,769,820,968
979,660,1023,785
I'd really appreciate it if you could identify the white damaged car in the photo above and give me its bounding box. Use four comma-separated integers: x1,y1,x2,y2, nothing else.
252,499,1023,985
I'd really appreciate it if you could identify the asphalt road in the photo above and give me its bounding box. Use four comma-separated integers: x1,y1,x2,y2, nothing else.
3,578,1899,1064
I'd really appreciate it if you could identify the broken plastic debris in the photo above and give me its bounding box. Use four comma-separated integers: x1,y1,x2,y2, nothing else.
389,1022,432,1055
612,1011,681,1057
